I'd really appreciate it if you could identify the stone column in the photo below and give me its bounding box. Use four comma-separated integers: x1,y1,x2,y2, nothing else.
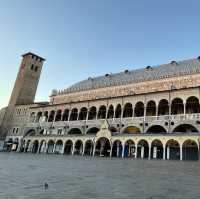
121,107,124,120
183,102,186,117
121,143,125,158
141,146,144,158
61,144,65,155
153,146,157,159
77,110,80,121
96,108,98,120
82,144,85,156
117,142,120,157
110,144,113,157
180,144,183,161
86,111,89,122
106,107,109,119
71,144,75,155
148,144,151,160
167,146,170,160
67,110,71,122
92,142,96,156
144,105,147,121
52,143,56,153
135,144,138,158
163,145,166,160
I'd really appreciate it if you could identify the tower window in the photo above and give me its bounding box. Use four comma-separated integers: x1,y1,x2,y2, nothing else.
35,66,38,72
31,64,34,70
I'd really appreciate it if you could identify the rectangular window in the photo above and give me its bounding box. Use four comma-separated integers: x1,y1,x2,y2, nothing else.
57,129,62,135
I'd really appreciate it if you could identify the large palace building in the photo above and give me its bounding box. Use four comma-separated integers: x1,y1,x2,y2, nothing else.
1,52,200,160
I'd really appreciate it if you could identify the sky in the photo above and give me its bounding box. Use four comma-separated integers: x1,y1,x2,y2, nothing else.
0,0,200,108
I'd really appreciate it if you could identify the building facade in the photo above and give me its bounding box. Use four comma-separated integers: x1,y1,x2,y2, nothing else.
2,52,200,160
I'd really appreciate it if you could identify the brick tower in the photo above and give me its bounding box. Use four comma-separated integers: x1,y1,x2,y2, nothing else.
0,52,45,138
9,52,45,106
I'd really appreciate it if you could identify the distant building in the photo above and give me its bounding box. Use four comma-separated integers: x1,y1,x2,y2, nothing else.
1,52,200,160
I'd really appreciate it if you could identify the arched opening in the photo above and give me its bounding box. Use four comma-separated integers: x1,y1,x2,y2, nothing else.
64,140,73,155
88,106,97,120
69,108,78,121
24,129,36,137
55,110,62,122
47,140,55,154
186,96,200,114
109,126,118,133
78,107,88,120
166,139,180,160
95,137,111,157
146,101,156,116
123,126,141,134
146,125,167,134
68,128,82,135
107,105,114,119
115,104,122,118
39,140,46,153
158,99,169,115
86,127,99,135
173,124,198,133
36,112,42,122
48,110,55,122
151,140,163,159
171,98,184,115
134,102,144,117
24,140,31,152
124,140,135,158
112,140,123,157
123,103,133,118
74,140,83,155
44,111,48,122
183,140,199,160
62,109,69,121
84,140,94,156
54,140,63,154
32,140,39,153
97,105,107,119
137,140,149,159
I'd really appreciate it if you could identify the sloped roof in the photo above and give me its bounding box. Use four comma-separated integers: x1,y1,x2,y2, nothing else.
59,58,200,95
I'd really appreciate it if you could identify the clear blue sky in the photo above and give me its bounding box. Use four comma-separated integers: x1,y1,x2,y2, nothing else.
0,0,200,108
